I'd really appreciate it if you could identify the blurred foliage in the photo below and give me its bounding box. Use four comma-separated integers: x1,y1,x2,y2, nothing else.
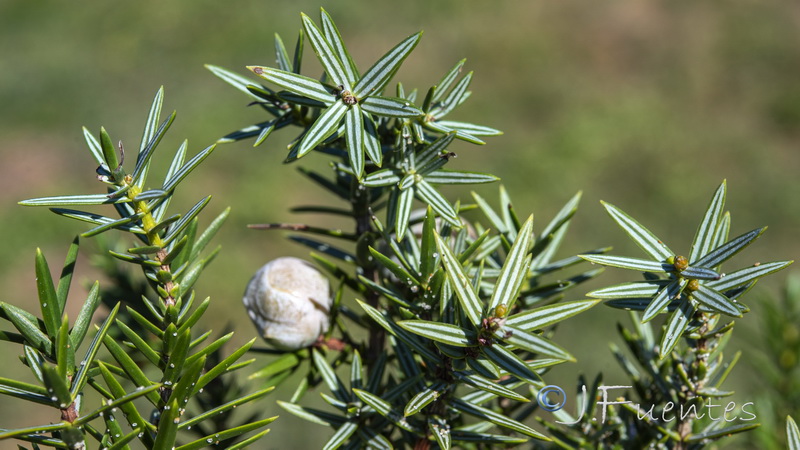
1,1,798,447
744,275,800,449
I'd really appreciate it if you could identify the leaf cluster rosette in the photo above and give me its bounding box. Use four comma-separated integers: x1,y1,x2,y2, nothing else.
581,180,793,358
531,181,794,448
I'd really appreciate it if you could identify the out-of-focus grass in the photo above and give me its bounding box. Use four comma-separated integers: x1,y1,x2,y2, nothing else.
1,1,798,448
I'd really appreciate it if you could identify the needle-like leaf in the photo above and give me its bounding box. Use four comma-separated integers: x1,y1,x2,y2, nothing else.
660,301,695,358
354,32,422,98
580,254,672,273
642,279,687,323
360,96,424,117
248,66,335,105
398,320,474,346
436,233,483,325
70,302,119,399
453,398,548,440
417,180,459,227
488,215,533,311
706,260,793,291
320,9,358,85
505,299,600,331
19,193,132,206
423,170,499,185
322,421,358,450
133,109,175,188
602,201,673,261
301,12,351,89
344,105,365,178
693,227,766,269
297,101,348,157
312,349,352,403
691,285,742,317
34,249,60,337
498,325,574,361
690,181,726,261
353,388,417,432
788,416,800,450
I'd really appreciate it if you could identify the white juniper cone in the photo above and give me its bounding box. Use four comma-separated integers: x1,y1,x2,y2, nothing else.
243,257,332,350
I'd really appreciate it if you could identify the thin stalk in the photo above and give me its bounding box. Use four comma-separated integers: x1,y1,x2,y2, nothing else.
352,178,384,369
676,312,714,449
124,176,184,434
125,180,176,308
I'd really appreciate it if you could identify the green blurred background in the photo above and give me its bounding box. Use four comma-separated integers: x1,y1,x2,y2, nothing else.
1,1,798,448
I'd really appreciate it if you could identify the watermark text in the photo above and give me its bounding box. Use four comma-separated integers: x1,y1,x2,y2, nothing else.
536,385,757,425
